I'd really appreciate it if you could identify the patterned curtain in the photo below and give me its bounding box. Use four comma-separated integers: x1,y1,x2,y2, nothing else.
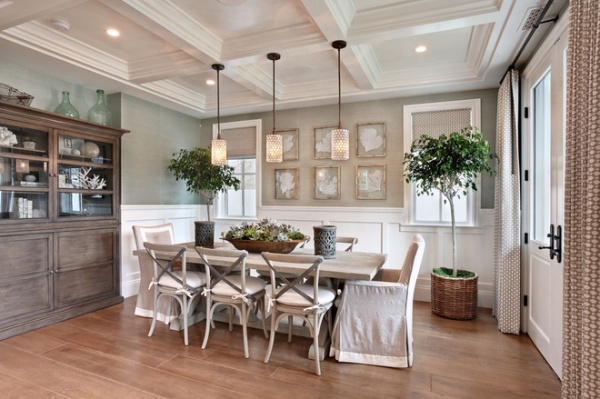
562,1,600,397
493,69,521,334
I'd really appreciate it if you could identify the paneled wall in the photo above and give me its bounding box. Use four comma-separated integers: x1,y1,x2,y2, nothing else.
122,205,495,307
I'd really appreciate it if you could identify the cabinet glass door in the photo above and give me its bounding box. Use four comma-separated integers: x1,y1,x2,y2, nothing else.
0,123,49,220
57,134,114,219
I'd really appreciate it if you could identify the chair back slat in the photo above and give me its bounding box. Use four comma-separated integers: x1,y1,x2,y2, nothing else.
144,242,199,294
336,236,358,252
261,252,324,305
196,247,249,294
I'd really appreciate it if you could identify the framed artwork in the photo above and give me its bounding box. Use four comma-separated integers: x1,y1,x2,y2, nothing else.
357,122,386,157
314,166,340,200
356,164,386,199
313,125,337,159
275,129,299,161
274,168,299,199
63,137,72,148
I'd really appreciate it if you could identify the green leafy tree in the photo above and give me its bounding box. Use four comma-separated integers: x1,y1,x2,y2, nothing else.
168,147,240,222
404,126,496,277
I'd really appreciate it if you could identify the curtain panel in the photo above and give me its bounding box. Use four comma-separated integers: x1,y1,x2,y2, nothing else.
562,1,600,397
493,69,521,334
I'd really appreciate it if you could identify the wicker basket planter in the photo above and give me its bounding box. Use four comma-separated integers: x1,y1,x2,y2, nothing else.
431,271,478,320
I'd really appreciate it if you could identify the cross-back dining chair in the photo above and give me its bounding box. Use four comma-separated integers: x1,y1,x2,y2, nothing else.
144,242,207,346
331,234,425,368
261,252,337,376
196,246,269,358
336,236,358,252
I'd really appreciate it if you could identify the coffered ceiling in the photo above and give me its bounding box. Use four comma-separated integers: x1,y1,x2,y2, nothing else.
0,0,567,118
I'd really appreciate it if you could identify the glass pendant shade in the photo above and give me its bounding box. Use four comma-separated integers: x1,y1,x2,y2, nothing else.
266,133,283,163
211,138,227,166
331,127,350,160
16,159,30,173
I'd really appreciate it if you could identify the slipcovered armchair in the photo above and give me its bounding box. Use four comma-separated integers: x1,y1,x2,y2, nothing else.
132,223,177,322
331,234,425,368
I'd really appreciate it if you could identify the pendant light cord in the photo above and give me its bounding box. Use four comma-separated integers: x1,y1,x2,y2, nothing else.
332,40,346,130
216,67,221,139
272,56,276,132
337,45,341,129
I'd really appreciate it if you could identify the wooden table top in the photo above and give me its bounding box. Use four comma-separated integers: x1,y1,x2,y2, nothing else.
134,244,387,281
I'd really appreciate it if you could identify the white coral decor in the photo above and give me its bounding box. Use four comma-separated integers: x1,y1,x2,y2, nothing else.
77,167,106,189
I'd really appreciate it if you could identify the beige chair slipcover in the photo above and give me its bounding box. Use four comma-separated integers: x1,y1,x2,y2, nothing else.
331,234,425,368
132,224,178,323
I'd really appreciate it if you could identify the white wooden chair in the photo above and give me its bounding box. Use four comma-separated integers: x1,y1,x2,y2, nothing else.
144,242,207,345
261,252,337,376
196,246,269,358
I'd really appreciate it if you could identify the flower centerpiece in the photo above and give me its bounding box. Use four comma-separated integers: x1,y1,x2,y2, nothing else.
222,219,308,253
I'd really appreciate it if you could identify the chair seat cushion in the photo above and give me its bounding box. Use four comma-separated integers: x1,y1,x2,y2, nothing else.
212,275,266,296
158,270,206,290
277,284,336,307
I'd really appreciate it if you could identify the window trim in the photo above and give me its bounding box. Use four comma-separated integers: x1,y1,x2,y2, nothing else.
213,119,262,220
402,98,482,227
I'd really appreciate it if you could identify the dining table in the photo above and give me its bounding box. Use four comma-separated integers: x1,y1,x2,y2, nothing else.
132,242,388,358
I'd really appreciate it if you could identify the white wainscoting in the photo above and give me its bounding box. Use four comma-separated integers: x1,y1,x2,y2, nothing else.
121,205,495,308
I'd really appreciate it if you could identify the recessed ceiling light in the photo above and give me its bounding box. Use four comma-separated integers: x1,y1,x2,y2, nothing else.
415,45,427,53
206,79,215,86
106,28,120,37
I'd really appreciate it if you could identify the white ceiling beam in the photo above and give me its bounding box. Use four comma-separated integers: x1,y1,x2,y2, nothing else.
300,0,356,41
99,0,223,65
128,51,203,84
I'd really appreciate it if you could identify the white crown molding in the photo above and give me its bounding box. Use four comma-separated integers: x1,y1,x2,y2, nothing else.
141,80,207,111
4,22,128,79
128,51,203,84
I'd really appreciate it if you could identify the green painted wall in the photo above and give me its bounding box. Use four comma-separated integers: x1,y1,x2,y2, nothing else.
200,88,498,209
114,94,202,205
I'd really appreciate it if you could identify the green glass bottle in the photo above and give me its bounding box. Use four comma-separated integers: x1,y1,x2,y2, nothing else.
54,91,80,118
87,89,112,126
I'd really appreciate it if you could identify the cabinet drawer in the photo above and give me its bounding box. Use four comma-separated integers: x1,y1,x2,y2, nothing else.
0,234,51,278
56,262,116,306
57,228,115,270
0,275,51,322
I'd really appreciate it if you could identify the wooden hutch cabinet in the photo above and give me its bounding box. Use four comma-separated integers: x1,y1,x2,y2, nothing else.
0,101,128,339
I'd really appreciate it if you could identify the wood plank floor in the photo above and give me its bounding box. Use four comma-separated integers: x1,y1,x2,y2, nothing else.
0,298,560,398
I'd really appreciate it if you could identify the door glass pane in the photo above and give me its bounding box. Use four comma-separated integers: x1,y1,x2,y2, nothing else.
533,71,551,244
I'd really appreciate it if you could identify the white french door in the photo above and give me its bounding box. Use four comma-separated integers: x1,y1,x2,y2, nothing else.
522,21,567,379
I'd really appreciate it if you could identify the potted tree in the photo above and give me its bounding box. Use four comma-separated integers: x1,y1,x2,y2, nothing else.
404,126,495,320
168,147,240,247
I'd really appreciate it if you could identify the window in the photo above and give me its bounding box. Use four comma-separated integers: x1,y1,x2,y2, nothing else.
215,119,261,218
403,99,481,226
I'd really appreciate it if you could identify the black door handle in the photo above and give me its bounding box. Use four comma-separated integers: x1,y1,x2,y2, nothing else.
538,224,562,263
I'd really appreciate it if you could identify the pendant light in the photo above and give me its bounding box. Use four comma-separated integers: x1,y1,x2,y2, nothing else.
331,40,349,161
266,52,283,163
211,63,227,166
